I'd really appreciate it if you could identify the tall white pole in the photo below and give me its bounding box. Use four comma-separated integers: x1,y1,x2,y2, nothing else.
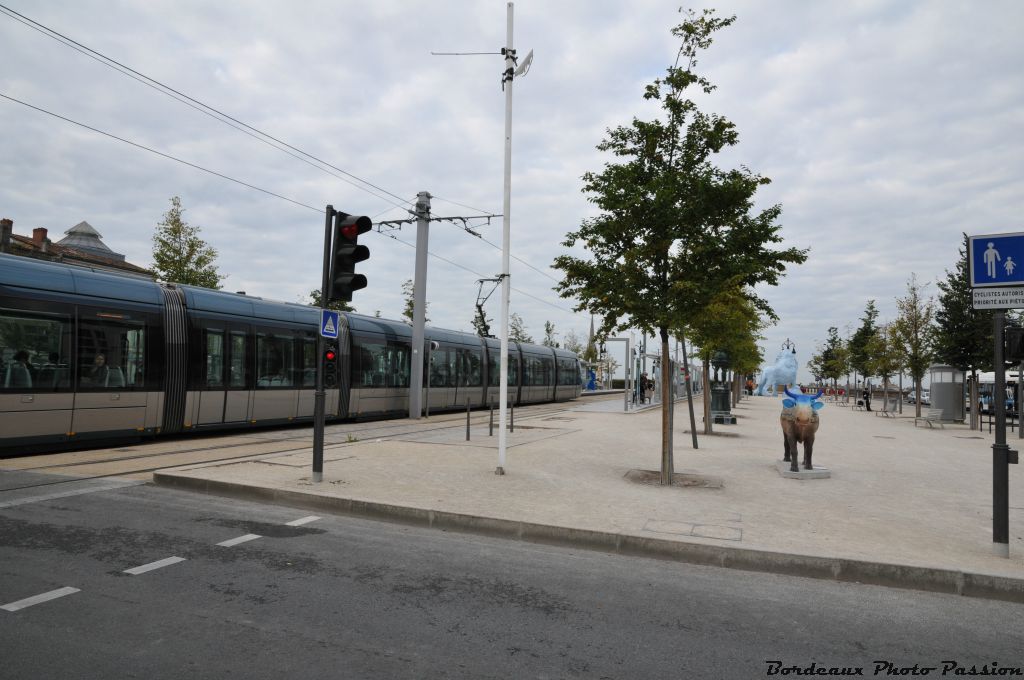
496,1,514,475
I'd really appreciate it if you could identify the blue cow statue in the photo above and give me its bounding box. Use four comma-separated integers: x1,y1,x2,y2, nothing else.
780,387,824,472
756,348,798,396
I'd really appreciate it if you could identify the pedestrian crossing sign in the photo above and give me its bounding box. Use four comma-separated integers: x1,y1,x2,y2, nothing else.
320,310,340,339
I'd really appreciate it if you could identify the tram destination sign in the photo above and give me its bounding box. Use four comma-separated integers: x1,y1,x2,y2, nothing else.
972,287,1024,310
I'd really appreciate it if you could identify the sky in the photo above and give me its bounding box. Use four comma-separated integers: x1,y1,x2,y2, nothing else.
2,1,1022,383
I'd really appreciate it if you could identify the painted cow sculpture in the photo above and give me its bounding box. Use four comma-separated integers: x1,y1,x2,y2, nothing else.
756,349,798,396
780,387,824,472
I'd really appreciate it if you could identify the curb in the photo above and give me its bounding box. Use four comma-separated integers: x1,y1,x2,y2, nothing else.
152,471,1024,604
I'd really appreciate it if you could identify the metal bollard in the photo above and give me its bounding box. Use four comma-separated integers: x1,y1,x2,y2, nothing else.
489,399,494,436
466,398,471,441
510,403,514,433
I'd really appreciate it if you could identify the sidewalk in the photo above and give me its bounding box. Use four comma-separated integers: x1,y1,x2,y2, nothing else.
153,393,1024,602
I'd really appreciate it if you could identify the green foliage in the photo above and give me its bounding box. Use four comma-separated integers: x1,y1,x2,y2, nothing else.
820,326,849,384
401,279,428,324
542,321,558,347
552,9,806,343
866,324,902,386
151,196,224,288
934,234,993,373
308,288,354,313
471,306,492,337
892,274,935,382
563,329,585,355
849,300,879,377
509,313,533,343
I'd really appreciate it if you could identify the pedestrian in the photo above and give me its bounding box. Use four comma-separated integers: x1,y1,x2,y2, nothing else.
862,385,872,412
646,376,655,404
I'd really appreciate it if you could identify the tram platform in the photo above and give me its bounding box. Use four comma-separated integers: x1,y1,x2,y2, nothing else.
153,394,1024,603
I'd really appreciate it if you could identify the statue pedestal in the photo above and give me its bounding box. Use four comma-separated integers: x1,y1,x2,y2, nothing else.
776,460,830,479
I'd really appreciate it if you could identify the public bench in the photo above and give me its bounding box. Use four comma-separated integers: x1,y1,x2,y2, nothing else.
876,399,899,417
915,407,945,429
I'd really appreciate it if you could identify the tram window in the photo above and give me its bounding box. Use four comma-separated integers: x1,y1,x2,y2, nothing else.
461,349,482,387
77,320,145,391
0,311,71,392
429,348,449,388
487,352,518,387
256,333,294,388
352,338,410,388
204,330,225,388
228,332,247,388
301,339,316,387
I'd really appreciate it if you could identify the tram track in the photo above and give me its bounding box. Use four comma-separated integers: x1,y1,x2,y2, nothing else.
0,398,610,494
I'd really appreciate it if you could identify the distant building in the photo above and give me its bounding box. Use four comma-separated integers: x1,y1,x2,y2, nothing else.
0,217,151,277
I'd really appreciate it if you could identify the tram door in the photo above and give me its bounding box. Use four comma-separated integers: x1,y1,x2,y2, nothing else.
195,326,252,425
427,345,457,411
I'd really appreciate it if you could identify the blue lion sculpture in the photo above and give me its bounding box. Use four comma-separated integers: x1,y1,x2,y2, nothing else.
756,348,798,396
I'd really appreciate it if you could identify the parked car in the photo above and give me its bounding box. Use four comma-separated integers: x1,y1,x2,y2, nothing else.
907,389,930,405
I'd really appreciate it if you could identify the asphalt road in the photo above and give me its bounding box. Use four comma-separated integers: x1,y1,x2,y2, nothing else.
1,479,1021,679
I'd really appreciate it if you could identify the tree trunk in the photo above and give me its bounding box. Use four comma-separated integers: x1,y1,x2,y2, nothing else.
660,328,673,485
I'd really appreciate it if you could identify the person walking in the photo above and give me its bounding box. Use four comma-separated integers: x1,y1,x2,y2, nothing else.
862,385,872,412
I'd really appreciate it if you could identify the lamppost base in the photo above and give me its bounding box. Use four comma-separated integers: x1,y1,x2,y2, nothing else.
312,471,323,483
993,542,1009,558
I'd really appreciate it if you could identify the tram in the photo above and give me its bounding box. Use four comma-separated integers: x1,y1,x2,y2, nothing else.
0,254,583,454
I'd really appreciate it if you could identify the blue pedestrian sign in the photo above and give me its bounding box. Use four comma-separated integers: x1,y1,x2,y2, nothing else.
320,309,340,339
969,232,1024,288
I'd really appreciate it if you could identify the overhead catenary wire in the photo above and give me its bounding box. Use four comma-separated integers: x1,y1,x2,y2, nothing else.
0,3,415,216
0,92,322,214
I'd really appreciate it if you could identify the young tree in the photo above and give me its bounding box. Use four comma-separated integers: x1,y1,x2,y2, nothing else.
553,10,807,482
401,279,428,324
820,326,849,389
563,329,585,355
471,305,492,337
893,274,936,417
307,289,354,313
866,323,903,409
849,300,879,383
542,321,558,347
509,312,533,343
151,196,224,288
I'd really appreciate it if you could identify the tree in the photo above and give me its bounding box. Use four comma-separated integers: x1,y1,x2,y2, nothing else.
401,279,428,324
934,235,993,370
866,323,903,408
893,274,936,417
849,300,879,382
471,306,492,337
820,326,849,389
542,321,558,347
307,288,354,313
553,10,807,482
509,313,533,343
563,329,585,355
151,196,224,288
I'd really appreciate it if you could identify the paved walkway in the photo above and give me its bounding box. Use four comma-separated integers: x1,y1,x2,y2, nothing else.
154,393,1024,602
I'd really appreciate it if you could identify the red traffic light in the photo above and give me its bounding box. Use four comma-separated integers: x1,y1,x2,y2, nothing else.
325,349,337,361
337,214,372,241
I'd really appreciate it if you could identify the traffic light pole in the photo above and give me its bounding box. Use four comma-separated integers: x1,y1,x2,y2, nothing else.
312,205,333,483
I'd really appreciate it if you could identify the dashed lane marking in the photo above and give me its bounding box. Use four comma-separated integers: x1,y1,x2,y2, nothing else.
123,556,187,575
216,533,261,547
2,587,80,612
285,515,321,527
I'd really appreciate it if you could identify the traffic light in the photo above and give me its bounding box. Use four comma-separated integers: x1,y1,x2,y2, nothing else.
323,347,338,388
329,212,372,302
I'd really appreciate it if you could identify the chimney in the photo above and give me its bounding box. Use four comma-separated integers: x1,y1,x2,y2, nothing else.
32,227,48,253
0,218,11,253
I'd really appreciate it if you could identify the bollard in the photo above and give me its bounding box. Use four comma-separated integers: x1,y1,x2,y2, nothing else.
466,398,471,441
510,403,514,433
489,398,494,436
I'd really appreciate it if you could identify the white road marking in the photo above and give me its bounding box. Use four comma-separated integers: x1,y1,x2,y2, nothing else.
2,586,80,612
216,533,261,547
123,556,186,575
285,515,321,526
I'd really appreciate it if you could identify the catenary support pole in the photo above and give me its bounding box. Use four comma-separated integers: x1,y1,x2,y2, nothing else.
409,192,431,419
496,1,515,476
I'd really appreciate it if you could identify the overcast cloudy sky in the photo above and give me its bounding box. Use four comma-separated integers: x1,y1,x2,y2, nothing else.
2,1,1022,382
